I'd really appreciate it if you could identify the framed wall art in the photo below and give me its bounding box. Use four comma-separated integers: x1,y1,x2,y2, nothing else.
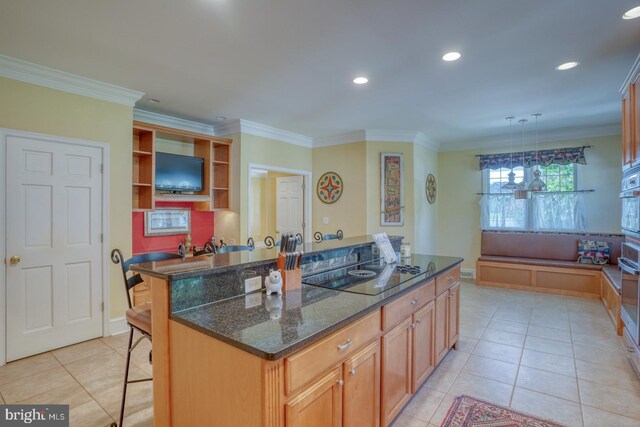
380,152,404,226
144,208,191,236
317,171,343,204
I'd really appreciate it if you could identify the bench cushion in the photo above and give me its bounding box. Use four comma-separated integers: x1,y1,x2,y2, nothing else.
481,231,623,264
477,255,603,271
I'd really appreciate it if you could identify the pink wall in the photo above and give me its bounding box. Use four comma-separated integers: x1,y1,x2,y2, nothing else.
132,202,214,255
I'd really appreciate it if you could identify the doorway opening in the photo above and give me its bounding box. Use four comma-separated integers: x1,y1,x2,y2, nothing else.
247,164,312,247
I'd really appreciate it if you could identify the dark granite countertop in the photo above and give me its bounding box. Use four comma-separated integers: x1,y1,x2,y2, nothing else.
131,235,401,280
171,254,463,360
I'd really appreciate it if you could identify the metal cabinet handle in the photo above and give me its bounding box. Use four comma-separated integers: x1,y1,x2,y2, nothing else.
411,298,419,305
337,379,344,386
416,319,422,324
450,291,455,297
337,338,352,351
627,345,635,353
410,323,416,329
448,275,453,281
350,368,356,376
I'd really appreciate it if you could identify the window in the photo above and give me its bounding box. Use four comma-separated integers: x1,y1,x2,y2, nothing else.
481,164,585,231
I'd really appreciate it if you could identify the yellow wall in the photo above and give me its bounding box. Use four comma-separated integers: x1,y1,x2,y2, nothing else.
366,142,415,244
312,142,367,237
0,76,133,320
413,144,439,254
437,135,622,269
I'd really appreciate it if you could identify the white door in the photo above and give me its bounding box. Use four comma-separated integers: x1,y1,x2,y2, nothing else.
276,176,304,237
6,135,103,361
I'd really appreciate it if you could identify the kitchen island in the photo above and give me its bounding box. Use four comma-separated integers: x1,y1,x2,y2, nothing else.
131,236,462,427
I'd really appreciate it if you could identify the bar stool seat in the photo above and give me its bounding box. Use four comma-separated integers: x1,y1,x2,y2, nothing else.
125,303,152,335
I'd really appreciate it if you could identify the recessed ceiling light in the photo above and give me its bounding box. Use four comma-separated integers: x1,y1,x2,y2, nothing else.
353,76,369,85
556,61,580,71
147,98,160,103
442,52,461,62
623,6,640,19
216,116,227,120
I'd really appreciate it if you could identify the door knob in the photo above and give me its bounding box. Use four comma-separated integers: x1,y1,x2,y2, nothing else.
9,256,21,265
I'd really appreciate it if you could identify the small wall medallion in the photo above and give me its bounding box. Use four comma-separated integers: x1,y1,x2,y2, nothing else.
426,174,437,204
317,172,343,204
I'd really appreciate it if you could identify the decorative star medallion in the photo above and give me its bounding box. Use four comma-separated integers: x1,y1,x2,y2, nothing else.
317,172,343,204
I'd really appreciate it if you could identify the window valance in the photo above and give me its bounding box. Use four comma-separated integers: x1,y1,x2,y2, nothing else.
479,146,587,170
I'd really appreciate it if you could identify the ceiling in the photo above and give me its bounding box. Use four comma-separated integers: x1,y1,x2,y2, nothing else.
0,0,639,146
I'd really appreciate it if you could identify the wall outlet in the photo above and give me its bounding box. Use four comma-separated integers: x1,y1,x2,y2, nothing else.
244,276,262,294
322,216,329,224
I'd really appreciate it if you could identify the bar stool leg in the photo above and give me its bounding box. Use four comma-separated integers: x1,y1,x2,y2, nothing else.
117,328,134,427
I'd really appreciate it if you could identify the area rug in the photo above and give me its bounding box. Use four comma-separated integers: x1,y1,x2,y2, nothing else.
441,395,566,427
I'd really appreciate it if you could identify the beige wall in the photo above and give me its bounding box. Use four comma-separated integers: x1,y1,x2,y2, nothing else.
0,76,133,320
365,142,415,244
249,171,296,242
437,135,622,270
312,142,367,237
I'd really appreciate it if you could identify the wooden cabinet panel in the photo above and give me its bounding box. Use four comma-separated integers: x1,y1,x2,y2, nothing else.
448,282,460,348
286,311,381,395
343,341,380,427
633,82,640,164
434,291,449,365
381,317,413,427
436,266,460,296
286,367,343,427
412,302,434,393
624,92,634,166
382,280,434,331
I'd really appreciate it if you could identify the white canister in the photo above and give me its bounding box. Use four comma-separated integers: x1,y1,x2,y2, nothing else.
400,242,411,258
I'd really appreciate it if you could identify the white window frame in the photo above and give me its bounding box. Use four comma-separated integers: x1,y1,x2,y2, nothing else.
481,163,580,231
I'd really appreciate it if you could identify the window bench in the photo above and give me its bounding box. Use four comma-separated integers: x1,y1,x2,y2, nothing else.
476,231,624,301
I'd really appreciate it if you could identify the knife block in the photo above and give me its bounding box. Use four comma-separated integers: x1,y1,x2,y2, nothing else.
277,253,302,292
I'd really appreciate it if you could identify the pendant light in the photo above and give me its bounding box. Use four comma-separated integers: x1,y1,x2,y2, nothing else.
514,118,531,199
528,113,546,192
501,117,519,191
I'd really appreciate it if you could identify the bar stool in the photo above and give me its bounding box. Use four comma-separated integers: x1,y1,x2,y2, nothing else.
110,249,182,427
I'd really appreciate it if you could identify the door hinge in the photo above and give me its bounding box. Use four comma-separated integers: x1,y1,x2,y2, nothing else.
101,302,104,312
100,164,104,173
302,222,305,229
302,182,305,191
100,233,103,243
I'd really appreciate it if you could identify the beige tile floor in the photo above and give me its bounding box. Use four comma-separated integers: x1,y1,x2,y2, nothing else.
2,280,640,427
0,332,153,427
394,280,640,427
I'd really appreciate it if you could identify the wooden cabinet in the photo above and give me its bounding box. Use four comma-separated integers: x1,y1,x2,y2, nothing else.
412,302,434,393
131,121,232,211
621,54,640,168
381,317,413,426
343,341,380,427
448,282,460,348
601,272,623,336
286,366,343,427
434,291,449,364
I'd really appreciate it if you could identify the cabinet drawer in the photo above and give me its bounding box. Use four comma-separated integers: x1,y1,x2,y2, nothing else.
382,280,435,331
623,327,640,374
436,266,460,295
285,310,381,395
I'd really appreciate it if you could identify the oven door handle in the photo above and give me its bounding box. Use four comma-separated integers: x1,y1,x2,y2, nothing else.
618,258,640,275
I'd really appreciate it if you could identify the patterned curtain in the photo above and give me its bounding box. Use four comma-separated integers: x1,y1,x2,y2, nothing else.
479,147,586,170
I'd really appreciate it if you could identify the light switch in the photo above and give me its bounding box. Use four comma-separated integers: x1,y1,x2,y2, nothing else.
322,216,329,224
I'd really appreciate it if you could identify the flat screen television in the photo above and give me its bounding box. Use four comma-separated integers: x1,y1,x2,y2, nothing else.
155,152,204,193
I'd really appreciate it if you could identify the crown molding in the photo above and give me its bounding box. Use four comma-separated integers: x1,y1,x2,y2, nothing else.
438,123,621,152
133,109,215,135
214,119,313,147
313,129,439,150
0,54,144,107
620,51,640,95
313,130,367,148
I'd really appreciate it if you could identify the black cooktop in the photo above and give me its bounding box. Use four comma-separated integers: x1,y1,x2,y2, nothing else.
302,258,437,296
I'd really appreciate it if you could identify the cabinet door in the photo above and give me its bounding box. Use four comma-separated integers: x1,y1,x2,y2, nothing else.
412,302,435,393
434,291,449,365
448,282,461,348
343,341,380,427
633,81,640,164
624,92,634,166
286,366,343,427
381,317,413,427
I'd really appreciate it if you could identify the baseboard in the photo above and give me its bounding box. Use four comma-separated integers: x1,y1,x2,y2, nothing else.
460,268,476,279
108,316,129,336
